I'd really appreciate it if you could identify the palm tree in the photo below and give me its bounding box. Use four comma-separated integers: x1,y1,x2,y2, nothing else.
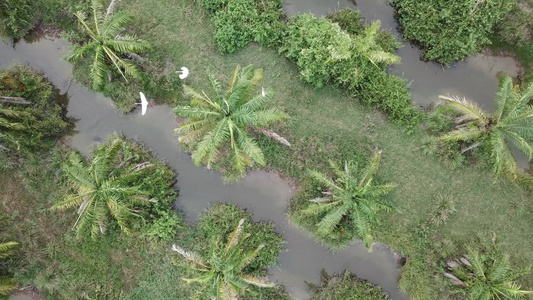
173,65,289,176
0,241,18,296
439,76,533,178
171,219,274,300
301,151,395,251
68,0,151,90
447,246,532,299
0,106,31,151
52,138,150,239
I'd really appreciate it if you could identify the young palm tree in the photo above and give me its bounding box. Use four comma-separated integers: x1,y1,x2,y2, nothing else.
449,246,532,299
171,219,274,300
68,0,151,90
354,20,401,67
0,241,18,296
52,138,150,239
301,151,395,251
173,65,289,176
439,76,533,178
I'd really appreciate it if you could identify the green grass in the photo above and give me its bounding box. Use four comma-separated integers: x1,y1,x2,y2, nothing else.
116,0,533,298
0,142,289,299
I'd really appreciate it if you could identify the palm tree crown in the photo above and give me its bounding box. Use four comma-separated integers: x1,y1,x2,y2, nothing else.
173,65,289,176
0,241,18,296
68,0,151,90
439,76,533,177
449,246,532,299
171,219,274,300
302,151,395,251
52,138,150,239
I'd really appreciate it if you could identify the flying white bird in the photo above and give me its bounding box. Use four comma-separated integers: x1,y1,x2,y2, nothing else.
176,67,189,79
261,87,265,97
137,92,148,115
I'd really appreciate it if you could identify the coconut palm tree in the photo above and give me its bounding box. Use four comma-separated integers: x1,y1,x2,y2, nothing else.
301,151,395,251
52,138,150,239
68,0,151,90
0,241,18,296
448,246,532,299
171,219,274,300
173,65,289,176
439,76,533,178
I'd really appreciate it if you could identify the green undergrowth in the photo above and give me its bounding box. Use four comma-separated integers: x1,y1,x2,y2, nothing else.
308,270,389,300
0,143,288,299
115,0,533,298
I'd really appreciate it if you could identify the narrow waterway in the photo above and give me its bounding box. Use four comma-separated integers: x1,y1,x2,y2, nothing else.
1,38,406,299
283,0,519,112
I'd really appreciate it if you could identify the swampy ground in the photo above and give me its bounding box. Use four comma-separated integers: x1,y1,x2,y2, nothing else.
2,0,533,299
122,0,533,297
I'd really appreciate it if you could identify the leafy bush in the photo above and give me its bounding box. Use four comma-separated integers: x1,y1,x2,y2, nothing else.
195,203,283,273
107,136,181,241
0,65,69,153
393,0,512,65
326,8,363,36
203,0,286,53
309,270,389,300
280,14,420,125
0,0,34,39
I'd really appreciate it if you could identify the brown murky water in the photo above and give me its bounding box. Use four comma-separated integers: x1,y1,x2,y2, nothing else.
0,38,406,299
283,0,519,111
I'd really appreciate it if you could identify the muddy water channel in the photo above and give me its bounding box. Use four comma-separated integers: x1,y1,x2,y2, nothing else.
0,38,406,299
283,0,519,111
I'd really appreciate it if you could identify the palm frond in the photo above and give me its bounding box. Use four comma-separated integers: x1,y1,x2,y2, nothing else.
101,10,134,39
225,219,245,253
439,95,488,124
241,274,274,288
0,241,18,259
0,278,17,296
359,151,382,187
439,128,484,142
316,205,349,236
494,76,514,121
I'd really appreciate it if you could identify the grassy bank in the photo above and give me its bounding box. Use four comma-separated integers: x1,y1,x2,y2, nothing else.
116,0,533,298
0,142,288,299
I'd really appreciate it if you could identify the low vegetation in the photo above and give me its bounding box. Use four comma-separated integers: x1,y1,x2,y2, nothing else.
393,0,512,65
308,270,389,300
0,65,69,153
202,0,285,53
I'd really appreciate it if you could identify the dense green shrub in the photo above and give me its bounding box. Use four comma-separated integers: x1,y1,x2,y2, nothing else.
108,136,182,241
195,203,283,273
0,65,69,152
309,270,389,300
393,0,512,65
280,14,420,125
0,0,34,39
326,8,363,36
203,0,286,53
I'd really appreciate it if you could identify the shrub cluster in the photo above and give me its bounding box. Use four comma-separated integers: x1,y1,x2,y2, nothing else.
310,270,389,300
202,0,286,53
393,0,512,65
279,13,420,125
0,65,69,153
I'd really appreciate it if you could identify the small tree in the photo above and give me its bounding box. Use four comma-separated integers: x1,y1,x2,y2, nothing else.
171,219,275,299
439,76,533,178
301,151,395,251
68,0,151,90
174,65,289,177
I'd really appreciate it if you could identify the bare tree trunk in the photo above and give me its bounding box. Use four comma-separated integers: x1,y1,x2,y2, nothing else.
106,0,121,17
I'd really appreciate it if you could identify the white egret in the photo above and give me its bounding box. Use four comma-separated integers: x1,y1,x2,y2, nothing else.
176,67,189,79
261,87,265,97
136,92,149,115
